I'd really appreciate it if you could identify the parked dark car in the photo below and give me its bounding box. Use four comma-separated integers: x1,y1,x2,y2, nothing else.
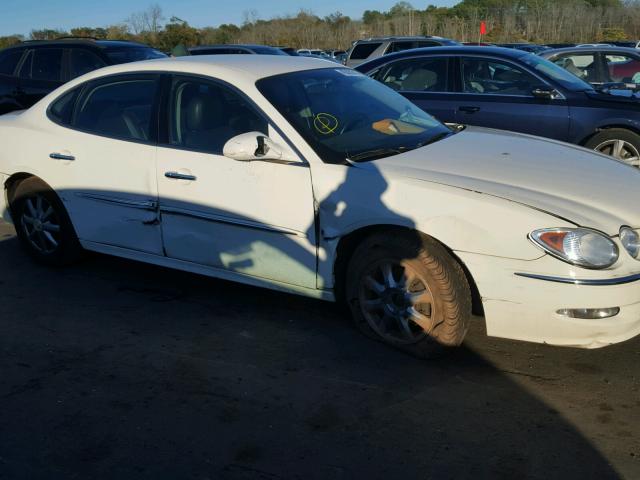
344,36,460,68
278,47,299,56
544,43,577,49
540,46,640,87
356,46,640,166
498,43,550,54
189,45,288,56
0,38,165,114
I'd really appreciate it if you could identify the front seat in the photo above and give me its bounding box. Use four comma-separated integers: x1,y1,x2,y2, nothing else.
183,92,235,153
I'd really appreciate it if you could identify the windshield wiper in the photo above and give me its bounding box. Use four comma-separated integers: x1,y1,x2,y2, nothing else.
347,147,407,162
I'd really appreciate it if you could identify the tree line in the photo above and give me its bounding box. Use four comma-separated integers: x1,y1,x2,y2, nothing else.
1,0,639,51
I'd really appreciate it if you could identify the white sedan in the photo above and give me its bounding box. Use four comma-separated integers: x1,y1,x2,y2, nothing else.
1,55,639,357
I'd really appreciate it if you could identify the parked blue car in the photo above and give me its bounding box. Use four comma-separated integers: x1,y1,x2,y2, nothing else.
355,46,640,167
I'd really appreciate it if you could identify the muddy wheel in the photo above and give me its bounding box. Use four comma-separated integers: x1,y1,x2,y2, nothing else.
346,230,471,358
11,177,83,266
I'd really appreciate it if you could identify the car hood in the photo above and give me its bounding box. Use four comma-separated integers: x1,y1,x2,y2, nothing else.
371,126,640,234
586,89,640,105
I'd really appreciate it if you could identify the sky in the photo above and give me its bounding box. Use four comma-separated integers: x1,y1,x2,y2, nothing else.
0,0,457,36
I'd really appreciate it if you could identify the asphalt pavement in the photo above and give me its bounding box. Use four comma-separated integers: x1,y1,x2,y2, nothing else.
0,220,638,479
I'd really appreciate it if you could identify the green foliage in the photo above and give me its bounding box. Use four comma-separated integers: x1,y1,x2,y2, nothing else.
30,29,68,40
0,35,24,49
599,27,628,41
0,0,636,52
157,17,200,52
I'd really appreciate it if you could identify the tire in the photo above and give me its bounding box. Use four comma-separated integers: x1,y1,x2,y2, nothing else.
345,230,472,359
10,177,83,266
585,128,640,168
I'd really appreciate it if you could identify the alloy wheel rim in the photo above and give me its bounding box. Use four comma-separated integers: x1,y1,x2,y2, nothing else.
358,259,435,345
20,195,61,254
595,139,640,167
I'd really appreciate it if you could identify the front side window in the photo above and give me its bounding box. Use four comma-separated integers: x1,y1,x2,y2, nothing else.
74,77,158,142
521,53,592,91
461,57,540,95
605,54,640,84
375,57,448,92
168,77,268,154
0,49,24,76
20,48,64,82
257,68,452,164
549,53,597,82
69,49,107,78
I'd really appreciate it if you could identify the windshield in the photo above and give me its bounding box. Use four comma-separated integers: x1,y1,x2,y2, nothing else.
520,53,593,91
256,68,452,163
103,46,167,64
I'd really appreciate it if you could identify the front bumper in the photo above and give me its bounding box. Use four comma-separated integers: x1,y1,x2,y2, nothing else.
458,252,640,348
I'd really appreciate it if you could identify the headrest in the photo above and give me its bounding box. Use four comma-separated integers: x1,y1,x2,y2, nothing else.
403,69,437,90
185,92,223,131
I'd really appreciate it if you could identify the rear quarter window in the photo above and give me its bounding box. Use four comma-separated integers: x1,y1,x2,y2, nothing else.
48,88,80,126
350,43,382,60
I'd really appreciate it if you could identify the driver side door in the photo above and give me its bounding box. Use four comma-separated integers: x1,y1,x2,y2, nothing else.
454,56,570,141
156,75,318,289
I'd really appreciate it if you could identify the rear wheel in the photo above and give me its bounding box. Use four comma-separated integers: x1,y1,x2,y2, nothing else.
11,177,83,266
345,231,472,358
585,129,640,168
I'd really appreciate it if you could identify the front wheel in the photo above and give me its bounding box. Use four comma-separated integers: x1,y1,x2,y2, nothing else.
11,177,83,266
585,129,640,168
345,231,472,358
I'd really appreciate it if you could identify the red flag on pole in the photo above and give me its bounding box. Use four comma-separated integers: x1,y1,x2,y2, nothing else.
480,21,487,36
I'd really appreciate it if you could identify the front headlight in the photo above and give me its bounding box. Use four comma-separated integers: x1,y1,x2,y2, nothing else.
530,228,618,269
620,227,640,259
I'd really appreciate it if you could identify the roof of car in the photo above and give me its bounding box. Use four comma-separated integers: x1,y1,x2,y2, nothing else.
60,54,338,84
7,39,152,49
353,45,530,71
190,44,277,50
356,36,455,42
541,46,640,56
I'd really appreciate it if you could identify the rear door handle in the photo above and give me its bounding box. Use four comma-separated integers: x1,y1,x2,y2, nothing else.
165,171,197,181
49,152,75,161
458,106,481,113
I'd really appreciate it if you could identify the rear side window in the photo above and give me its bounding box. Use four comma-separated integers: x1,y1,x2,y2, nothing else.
350,43,382,60
605,53,640,84
20,48,64,82
69,49,107,78
0,49,24,76
74,77,158,142
375,57,448,92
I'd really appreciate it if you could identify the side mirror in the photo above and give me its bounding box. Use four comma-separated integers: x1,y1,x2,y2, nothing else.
223,132,299,164
532,86,560,100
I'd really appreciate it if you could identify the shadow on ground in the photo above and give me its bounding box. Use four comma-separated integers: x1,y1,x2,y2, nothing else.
0,232,633,480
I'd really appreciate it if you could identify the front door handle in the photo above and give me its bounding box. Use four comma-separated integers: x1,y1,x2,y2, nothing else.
458,106,481,113
165,171,197,181
49,152,75,161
